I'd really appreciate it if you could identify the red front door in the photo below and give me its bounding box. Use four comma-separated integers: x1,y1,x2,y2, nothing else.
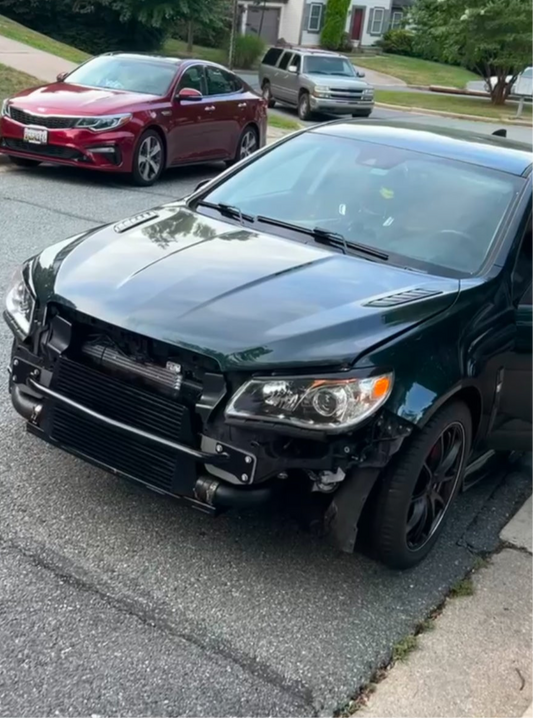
351,8,364,40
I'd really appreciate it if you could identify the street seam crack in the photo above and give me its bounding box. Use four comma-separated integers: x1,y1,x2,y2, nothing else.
0,531,318,715
0,194,107,224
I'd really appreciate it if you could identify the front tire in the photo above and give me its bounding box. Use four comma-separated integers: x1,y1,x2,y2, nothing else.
9,156,41,168
370,401,472,570
298,92,312,121
131,129,165,186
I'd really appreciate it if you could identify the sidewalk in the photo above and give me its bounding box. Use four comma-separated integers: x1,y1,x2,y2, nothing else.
0,35,75,82
360,494,532,718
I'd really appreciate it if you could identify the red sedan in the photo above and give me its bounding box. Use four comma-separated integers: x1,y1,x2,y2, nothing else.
0,52,267,186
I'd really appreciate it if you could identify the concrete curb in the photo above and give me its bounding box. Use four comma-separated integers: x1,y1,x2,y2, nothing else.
376,101,532,125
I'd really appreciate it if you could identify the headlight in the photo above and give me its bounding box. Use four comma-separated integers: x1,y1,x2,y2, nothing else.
1,99,11,117
74,113,132,131
313,86,331,97
226,373,393,432
5,264,36,338
362,89,374,98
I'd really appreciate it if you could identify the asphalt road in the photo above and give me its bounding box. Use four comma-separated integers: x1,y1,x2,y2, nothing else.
0,125,531,716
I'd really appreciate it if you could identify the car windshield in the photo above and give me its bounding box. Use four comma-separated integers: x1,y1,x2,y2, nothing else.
200,132,522,275
66,56,179,95
304,56,356,76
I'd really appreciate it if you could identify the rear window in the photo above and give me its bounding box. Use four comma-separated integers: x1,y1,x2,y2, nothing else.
262,48,284,66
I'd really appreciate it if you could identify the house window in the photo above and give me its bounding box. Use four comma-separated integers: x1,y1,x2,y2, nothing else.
370,7,385,35
308,3,324,33
390,10,403,29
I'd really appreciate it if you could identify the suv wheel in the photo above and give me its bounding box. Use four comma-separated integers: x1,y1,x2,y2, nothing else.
298,92,312,121
370,401,472,569
262,81,275,108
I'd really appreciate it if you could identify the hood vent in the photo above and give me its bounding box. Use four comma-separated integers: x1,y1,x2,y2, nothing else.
364,288,442,308
114,211,158,233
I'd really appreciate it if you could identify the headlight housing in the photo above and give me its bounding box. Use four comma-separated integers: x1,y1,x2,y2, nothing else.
5,264,36,338
226,373,393,432
74,113,132,132
1,99,11,117
362,89,374,99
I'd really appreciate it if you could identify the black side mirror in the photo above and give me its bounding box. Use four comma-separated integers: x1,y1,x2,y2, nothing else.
357,71,366,78
195,179,210,192
56,72,68,82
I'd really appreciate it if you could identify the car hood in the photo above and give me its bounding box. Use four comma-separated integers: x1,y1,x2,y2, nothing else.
10,83,157,115
304,73,371,89
32,205,460,371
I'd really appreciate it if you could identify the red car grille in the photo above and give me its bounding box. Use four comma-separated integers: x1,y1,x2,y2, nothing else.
10,107,78,129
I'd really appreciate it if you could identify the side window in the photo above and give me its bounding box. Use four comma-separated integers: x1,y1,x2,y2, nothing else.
262,47,283,66
177,66,206,94
278,52,293,71
513,214,532,303
369,7,386,35
308,3,324,32
222,69,244,93
291,54,301,72
205,66,234,95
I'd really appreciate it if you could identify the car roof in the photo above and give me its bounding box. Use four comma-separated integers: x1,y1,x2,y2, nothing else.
268,45,345,57
102,52,183,65
310,120,533,176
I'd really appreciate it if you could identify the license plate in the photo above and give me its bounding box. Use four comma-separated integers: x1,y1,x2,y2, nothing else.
23,126,48,144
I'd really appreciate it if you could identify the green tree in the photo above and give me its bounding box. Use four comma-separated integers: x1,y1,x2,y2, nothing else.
409,0,533,105
320,0,351,50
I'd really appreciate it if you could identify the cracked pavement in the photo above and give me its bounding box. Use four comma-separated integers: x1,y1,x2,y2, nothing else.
0,155,531,716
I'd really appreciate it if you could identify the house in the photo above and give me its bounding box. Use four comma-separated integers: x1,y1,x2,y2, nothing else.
239,0,413,48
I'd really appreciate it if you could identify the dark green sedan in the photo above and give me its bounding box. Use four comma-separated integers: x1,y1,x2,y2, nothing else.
5,121,532,569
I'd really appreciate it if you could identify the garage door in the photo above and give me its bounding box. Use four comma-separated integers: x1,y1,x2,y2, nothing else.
245,6,281,45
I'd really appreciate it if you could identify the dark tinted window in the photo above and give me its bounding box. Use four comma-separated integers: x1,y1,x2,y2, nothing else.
262,47,284,66
278,52,293,70
291,54,302,71
206,66,234,95
177,65,206,94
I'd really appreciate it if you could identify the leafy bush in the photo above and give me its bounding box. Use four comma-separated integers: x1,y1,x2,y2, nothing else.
380,29,415,56
320,0,351,50
339,32,354,53
233,34,265,69
0,0,166,54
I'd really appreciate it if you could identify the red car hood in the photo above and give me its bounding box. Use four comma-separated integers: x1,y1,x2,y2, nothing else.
10,83,158,115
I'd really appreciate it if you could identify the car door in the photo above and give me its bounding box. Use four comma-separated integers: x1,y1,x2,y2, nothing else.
272,51,294,103
204,65,243,160
284,52,301,106
486,216,533,452
167,64,213,164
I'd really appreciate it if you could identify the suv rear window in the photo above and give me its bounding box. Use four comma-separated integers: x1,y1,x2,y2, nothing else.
262,48,283,66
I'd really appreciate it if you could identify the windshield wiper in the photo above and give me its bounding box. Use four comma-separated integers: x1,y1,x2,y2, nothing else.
196,200,254,225
255,216,389,261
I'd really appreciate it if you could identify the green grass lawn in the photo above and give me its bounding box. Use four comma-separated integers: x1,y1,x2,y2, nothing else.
267,113,301,131
0,14,89,64
376,89,532,121
0,63,41,100
163,38,227,65
351,54,479,89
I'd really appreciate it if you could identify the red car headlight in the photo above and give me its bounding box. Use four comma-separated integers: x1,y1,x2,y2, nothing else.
74,113,132,132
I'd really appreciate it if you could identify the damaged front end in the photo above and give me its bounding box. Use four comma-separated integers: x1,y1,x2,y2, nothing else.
7,290,415,551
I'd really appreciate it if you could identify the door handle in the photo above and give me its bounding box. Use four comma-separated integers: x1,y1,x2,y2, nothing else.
238,103,247,108
205,106,216,112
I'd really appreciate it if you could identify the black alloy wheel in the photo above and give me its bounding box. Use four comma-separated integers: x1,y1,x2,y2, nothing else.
370,401,472,569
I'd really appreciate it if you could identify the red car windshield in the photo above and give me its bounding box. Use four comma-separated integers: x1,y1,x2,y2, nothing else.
66,56,180,95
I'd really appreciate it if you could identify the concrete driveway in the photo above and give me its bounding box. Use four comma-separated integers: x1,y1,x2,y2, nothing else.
0,131,531,715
